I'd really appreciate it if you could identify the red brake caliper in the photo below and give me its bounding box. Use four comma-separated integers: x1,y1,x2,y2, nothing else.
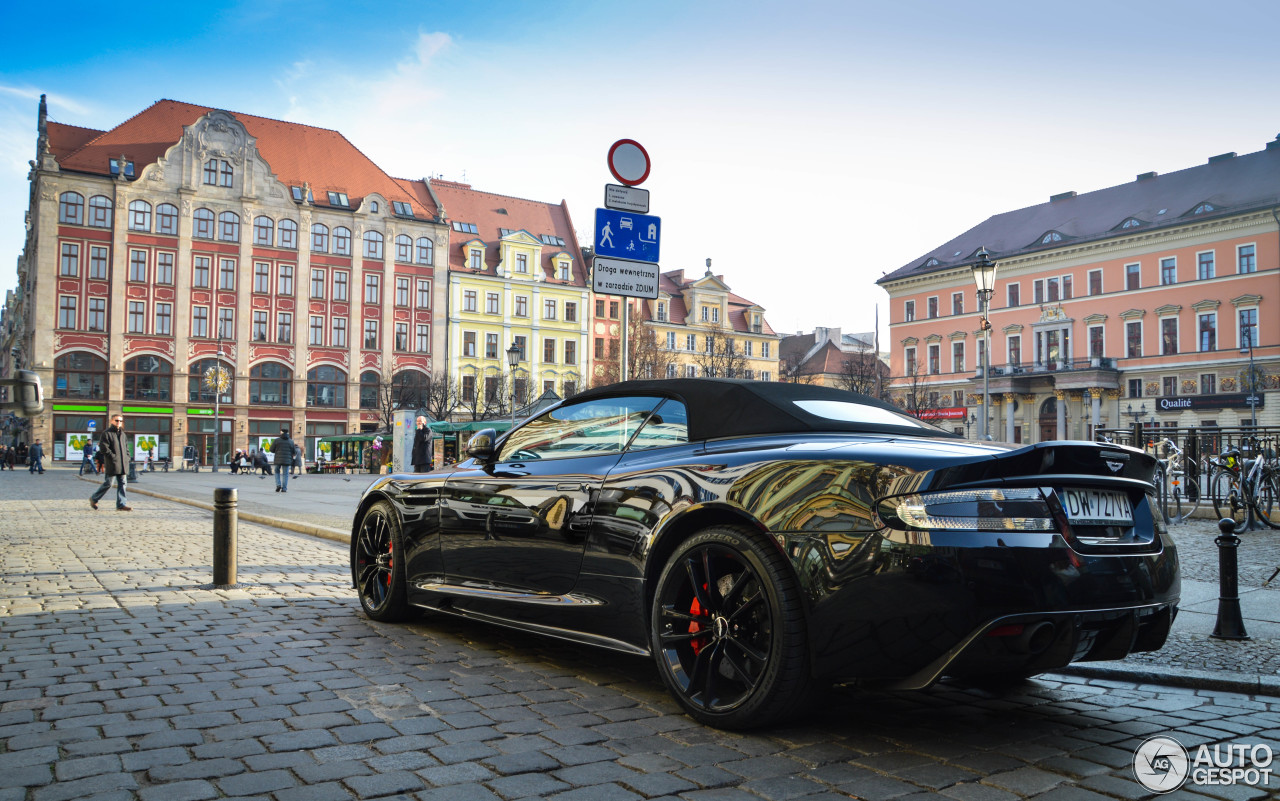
688,587,708,655
386,540,393,587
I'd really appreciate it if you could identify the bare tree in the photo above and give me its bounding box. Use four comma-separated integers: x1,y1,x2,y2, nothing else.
834,353,890,400
780,350,816,384
890,361,941,418
627,315,675,381
369,369,429,431
457,370,513,422
692,324,749,379
421,373,460,422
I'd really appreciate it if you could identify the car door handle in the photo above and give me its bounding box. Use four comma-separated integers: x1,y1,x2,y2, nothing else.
557,482,584,492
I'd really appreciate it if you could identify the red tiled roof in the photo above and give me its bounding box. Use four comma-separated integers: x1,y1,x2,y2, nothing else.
53,99,428,215
653,269,773,334
46,122,102,161
429,181,586,286
793,340,888,377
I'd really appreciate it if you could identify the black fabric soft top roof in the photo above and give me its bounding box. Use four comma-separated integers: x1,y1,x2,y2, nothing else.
564,379,953,442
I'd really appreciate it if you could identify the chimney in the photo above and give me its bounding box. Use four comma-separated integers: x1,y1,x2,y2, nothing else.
1050,191,1076,202
1208,152,1236,164
1267,135,1280,151
1136,171,1158,181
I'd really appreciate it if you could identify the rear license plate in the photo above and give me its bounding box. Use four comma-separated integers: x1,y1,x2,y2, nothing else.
1061,488,1133,525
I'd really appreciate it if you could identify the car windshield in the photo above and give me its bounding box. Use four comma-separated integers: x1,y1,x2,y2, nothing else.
791,399,943,432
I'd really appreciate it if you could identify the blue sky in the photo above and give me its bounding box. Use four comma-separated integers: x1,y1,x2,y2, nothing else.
3,0,1279,336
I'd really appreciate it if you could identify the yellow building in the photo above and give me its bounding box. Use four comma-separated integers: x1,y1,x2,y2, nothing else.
430,181,587,414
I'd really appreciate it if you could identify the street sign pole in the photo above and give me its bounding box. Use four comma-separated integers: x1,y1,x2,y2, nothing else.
621,301,629,381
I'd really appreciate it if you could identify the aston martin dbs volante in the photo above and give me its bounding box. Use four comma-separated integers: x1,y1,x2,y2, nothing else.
350,379,1179,729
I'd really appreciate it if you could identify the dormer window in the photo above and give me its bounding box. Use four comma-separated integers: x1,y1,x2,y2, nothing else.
327,191,349,207
469,249,483,270
1193,203,1215,215
1040,231,1063,244
923,258,939,267
498,228,516,237
452,221,479,234
1120,218,1142,229
109,159,134,177
539,234,565,246
557,262,569,280
392,201,413,216
370,201,379,214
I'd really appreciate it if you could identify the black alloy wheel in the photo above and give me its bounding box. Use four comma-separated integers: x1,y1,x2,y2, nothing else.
650,525,811,729
354,501,411,621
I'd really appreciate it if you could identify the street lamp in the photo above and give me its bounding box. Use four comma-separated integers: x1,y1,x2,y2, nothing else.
970,247,998,441
506,343,521,426
202,335,231,472
1241,329,1258,429
1126,402,1147,424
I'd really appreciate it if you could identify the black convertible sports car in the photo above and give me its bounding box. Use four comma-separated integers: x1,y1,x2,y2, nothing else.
350,379,1179,729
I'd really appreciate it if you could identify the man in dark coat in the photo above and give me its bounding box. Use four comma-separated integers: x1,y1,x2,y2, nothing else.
90,414,132,511
411,416,432,472
28,439,45,474
270,428,296,493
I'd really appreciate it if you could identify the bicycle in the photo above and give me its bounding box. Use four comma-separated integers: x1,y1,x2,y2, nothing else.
1154,438,1200,523
1209,436,1278,532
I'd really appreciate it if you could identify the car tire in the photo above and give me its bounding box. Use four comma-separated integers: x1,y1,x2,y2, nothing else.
354,500,411,622
650,524,811,729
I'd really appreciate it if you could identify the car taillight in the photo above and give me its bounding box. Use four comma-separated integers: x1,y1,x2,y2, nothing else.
877,488,1057,532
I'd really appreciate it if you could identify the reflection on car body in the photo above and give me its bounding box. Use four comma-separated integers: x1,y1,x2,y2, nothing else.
350,379,1179,729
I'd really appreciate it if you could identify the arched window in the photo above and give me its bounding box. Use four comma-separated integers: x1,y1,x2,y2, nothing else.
370,201,379,214
253,216,274,246
124,355,172,402
278,219,298,249
306,365,347,408
392,371,429,408
128,201,152,232
156,203,179,235
249,362,292,405
193,208,215,239
395,235,413,263
363,231,384,259
54,352,107,399
334,226,352,257
416,237,433,265
360,371,379,409
188,358,235,404
218,211,240,242
59,192,84,225
310,223,329,253
87,196,113,228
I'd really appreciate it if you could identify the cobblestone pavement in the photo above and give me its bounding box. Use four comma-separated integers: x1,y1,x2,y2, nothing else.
4,469,1280,800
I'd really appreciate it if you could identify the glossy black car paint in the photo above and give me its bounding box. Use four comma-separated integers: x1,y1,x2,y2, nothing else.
351,422,1179,688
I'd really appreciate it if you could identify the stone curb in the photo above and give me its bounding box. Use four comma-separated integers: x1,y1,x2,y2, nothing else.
1055,662,1280,698
77,474,351,545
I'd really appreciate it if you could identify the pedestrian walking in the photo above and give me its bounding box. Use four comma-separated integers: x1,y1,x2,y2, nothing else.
28,439,45,474
90,415,132,511
270,428,296,493
4,444,14,470
80,439,98,475
412,416,432,472
292,442,304,476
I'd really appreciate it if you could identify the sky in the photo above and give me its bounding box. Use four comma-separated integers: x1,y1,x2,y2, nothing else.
3,0,1279,340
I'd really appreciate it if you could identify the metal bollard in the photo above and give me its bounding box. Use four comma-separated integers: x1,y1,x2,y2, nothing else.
212,488,238,587
1210,517,1249,640
128,459,139,482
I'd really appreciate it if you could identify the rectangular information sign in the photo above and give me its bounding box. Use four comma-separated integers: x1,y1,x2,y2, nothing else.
594,208,661,263
593,256,660,300
604,184,650,213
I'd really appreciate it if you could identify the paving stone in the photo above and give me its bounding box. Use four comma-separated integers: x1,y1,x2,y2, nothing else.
137,779,219,801
342,770,424,797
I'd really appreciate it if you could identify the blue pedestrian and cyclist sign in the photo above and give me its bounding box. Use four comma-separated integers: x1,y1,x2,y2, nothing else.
594,208,661,263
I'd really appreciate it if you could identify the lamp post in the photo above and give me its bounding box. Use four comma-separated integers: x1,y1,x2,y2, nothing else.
1241,329,1259,429
970,247,998,441
506,343,521,427
1126,403,1147,424
203,336,230,473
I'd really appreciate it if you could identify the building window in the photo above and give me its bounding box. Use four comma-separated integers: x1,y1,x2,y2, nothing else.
128,200,151,232
87,196,112,228
311,268,325,299
395,323,408,351
311,223,329,253
462,331,476,357
1062,275,1072,299
58,296,77,329
249,363,292,405
155,303,172,335
1239,308,1258,348
558,262,570,280
951,341,964,373
761,341,770,359
544,338,557,363
1238,244,1256,274
124,355,172,402
254,216,274,245
219,259,236,290
417,279,431,309
565,301,578,323
276,312,292,343
363,320,378,349
483,292,498,315
460,375,475,403
278,219,298,250
1089,326,1104,358
156,252,174,285
927,344,940,374
309,315,324,345
359,371,379,408
193,208,214,239
306,366,346,408
927,297,938,318
128,301,145,333
252,310,268,341
1160,257,1176,285
565,340,576,365
416,324,429,353
1126,321,1141,358
89,246,108,280
59,192,84,224
60,243,79,277
129,250,147,282
254,262,270,293
218,309,235,340
1198,251,1215,280
1033,280,1043,304
544,299,557,320
595,337,605,359
952,293,963,315
218,211,240,242
1125,263,1141,290
334,227,352,256
463,289,477,312
363,231,384,259
416,237,433,265
1161,318,1178,355
54,352,107,399
609,300,619,319
203,159,232,187
1008,335,1021,366
333,271,349,302
1201,374,1217,395
156,204,178,235
515,296,528,317
365,274,381,304
395,235,413,263
278,264,297,296
1163,376,1177,397
686,365,697,378
332,317,347,348
1128,378,1142,398
484,333,498,359
903,347,916,376
88,298,105,331
1002,284,1017,308
1198,313,1216,352
513,335,527,360
516,253,528,273
1086,269,1102,296
595,299,605,318
394,277,409,307
470,249,483,270
666,331,676,349
903,300,915,321
193,256,210,288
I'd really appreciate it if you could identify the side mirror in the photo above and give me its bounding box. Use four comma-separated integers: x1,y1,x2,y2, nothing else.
0,370,44,417
465,429,498,462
